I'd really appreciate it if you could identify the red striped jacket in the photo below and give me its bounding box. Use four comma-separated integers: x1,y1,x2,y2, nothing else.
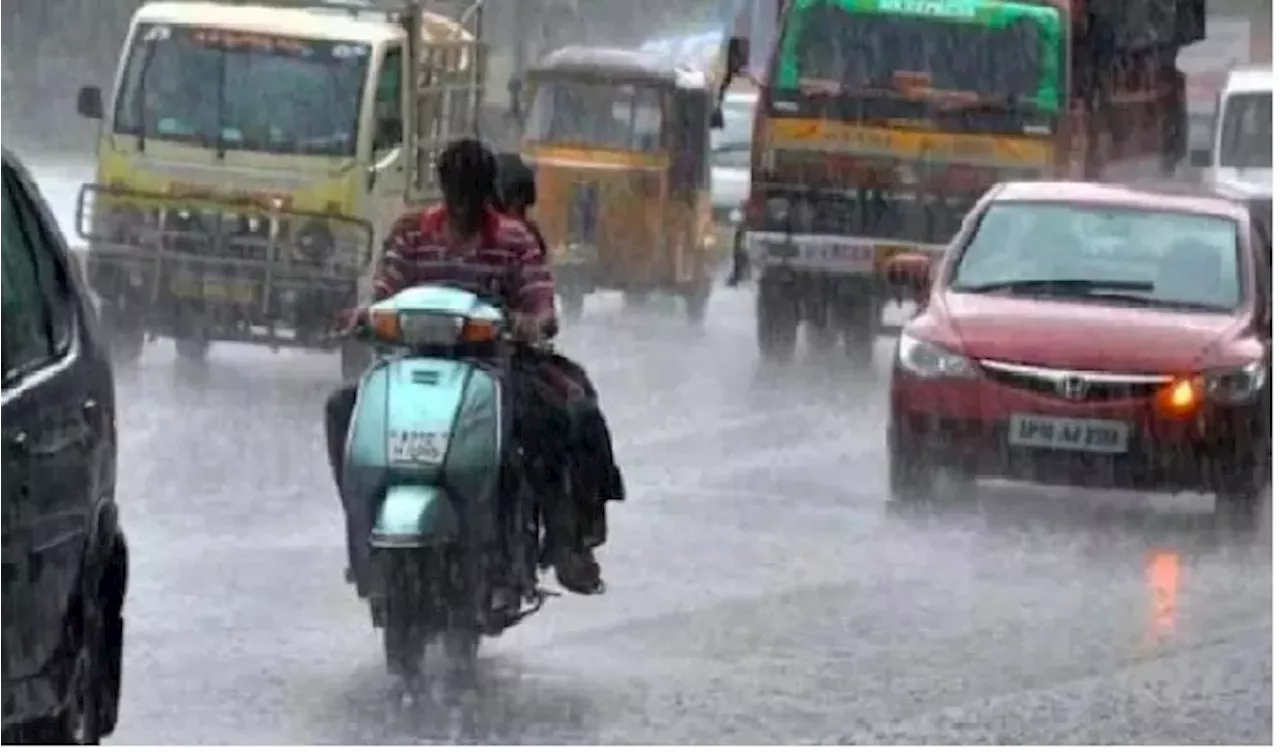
372,205,557,328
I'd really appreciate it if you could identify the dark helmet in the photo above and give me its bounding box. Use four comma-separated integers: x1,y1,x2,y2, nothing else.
495,151,537,211
436,137,497,209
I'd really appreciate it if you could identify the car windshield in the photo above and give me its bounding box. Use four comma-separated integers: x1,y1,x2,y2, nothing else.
525,80,664,152
1218,91,1272,169
951,202,1243,312
112,24,369,157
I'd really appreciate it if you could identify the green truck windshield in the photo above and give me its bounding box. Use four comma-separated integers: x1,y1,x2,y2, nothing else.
774,0,1064,112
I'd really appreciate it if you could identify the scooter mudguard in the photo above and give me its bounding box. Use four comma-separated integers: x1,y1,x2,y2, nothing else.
371,485,458,548
342,353,505,593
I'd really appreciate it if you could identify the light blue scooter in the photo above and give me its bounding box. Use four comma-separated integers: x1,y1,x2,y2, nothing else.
341,284,544,681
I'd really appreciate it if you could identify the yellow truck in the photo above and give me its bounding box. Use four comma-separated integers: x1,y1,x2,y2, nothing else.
73,0,484,376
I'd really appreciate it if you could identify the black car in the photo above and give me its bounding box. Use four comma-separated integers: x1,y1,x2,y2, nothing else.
1,149,128,744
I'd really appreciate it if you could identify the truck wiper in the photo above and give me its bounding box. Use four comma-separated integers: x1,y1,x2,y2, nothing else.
134,41,161,153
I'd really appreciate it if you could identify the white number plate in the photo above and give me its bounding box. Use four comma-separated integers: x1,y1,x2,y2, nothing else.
1007,414,1130,454
387,430,449,466
757,237,877,272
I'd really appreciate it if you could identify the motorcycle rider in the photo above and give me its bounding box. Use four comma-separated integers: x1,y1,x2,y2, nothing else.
495,152,626,552
324,138,607,597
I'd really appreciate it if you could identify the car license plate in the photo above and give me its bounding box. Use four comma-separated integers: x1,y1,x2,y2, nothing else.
387,430,449,466
1007,414,1129,454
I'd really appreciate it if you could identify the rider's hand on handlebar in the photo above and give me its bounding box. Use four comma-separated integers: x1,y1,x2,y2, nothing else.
334,307,366,335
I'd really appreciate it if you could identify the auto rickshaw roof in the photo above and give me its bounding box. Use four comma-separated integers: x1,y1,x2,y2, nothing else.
528,45,710,90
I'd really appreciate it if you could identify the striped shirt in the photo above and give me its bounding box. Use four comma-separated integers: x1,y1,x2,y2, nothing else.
372,205,556,327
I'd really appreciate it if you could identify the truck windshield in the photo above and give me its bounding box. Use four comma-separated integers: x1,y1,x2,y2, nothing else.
773,0,1063,115
525,80,664,152
1218,92,1272,169
112,24,369,157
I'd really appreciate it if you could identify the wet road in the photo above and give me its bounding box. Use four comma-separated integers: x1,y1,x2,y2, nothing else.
31,160,1274,745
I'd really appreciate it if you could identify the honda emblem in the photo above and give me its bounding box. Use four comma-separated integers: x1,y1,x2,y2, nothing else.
1057,375,1089,401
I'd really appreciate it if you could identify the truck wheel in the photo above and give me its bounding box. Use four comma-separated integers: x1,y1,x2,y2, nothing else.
174,336,209,363
756,279,798,363
559,289,585,323
839,297,879,369
622,290,650,309
441,628,480,675
99,305,145,366
804,300,837,354
682,282,712,326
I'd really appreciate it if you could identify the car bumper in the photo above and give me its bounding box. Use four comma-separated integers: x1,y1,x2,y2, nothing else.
889,370,1265,494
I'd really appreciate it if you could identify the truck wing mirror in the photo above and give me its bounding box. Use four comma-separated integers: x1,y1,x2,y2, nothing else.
77,86,104,120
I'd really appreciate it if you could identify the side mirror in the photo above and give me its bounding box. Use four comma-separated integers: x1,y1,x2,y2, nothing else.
884,253,934,297
710,107,725,130
77,85,104,120
1188,147,1212,168
725,37,750,78
507,77,524,123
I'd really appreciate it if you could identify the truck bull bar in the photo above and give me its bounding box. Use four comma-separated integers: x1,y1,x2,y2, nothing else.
75,183,375,317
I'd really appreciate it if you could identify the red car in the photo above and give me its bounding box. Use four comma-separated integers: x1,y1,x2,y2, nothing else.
885,181,1272,521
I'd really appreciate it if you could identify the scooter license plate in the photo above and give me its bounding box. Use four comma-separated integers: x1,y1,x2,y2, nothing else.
387,430,449,466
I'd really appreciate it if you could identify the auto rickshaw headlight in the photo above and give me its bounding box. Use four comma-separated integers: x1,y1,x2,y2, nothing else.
765,197,790,225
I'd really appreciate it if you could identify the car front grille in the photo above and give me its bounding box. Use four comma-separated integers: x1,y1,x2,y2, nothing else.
979,360,1169,402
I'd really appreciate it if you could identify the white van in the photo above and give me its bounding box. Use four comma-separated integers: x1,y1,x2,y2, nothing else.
1192,65,1273,196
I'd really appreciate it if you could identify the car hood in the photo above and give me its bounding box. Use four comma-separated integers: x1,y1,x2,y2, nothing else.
710,166,750,210
942,292,1241,373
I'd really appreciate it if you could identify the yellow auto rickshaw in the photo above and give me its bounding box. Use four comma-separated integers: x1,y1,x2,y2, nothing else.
518,46,721,323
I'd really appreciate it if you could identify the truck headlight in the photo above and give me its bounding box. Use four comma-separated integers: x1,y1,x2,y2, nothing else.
896,332,977,379
1205,360,1268,405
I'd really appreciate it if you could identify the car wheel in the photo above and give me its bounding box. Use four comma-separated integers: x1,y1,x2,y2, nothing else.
756,276,798,363
52,592,106,744
886,425,937,507
1214,444,1269,528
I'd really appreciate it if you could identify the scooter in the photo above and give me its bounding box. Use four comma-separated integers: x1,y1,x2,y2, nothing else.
340,284,545,682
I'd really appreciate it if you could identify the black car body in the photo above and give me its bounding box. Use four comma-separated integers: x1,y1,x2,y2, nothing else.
1,149,128,744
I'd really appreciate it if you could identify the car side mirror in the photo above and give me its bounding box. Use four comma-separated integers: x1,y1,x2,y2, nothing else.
77,85,104,120
1188,147,1212,169
884,253,934,298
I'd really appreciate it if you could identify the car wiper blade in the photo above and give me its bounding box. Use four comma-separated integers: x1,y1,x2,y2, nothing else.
953,278,1156,295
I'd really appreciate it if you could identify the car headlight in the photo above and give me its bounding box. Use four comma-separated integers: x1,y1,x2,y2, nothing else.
896,332,977,379
729,206,744,225
1205,360,1268,404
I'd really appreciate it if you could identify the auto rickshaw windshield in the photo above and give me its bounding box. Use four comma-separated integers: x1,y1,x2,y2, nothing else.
524,80,665,152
